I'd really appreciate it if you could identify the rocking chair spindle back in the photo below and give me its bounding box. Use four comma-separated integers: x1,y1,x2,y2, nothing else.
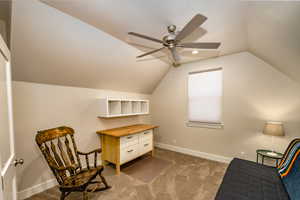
36,126,110,200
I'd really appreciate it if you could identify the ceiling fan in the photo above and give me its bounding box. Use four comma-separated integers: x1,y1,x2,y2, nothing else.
128,14,221,67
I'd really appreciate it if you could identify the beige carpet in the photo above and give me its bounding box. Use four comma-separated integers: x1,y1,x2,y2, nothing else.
26,148,228,200
122,156,172,183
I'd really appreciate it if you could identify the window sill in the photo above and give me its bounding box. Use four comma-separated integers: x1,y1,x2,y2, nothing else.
186,122,224,129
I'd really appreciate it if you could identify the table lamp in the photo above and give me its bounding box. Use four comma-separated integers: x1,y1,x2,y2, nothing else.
263,121,285,156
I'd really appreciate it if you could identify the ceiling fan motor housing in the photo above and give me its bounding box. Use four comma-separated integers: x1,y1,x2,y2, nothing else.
163,25,177,47
163,35,176,47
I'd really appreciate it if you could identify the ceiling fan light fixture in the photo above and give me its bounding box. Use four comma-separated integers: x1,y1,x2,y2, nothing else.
192,50,199,54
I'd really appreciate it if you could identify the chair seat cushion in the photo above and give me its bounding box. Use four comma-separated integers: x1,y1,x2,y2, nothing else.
215,158,289,200
63,166,103,188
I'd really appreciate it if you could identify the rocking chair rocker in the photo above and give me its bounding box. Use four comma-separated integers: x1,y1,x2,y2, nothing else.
36,126,111,200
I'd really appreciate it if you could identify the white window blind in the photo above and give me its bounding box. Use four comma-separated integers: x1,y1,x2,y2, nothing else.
188,68,223,124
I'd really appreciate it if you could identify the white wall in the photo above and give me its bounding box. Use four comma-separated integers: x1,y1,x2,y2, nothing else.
151,52,300,161
12,81,151,192
13,52,300,196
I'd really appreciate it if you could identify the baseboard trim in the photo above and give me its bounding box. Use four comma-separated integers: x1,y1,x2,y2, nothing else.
18,178,57,200
155,142,233,164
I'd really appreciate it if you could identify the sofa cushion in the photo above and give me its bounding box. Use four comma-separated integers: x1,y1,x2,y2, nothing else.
215,158,289,200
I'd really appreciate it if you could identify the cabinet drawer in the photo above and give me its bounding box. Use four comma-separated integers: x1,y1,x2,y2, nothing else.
120,134,139,148
139,139,153,156
140,130,153,142
120,144,139,164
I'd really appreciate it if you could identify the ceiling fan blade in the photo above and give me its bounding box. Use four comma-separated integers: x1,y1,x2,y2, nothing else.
136,55,167,62
127,42,157,50
128,32,163,44
180,42,221,49
175,14,207,42
137,47,165,58
170,48,180,64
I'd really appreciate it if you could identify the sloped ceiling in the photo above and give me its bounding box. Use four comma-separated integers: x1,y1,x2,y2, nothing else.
11,0,300,94
41,0,249,62
11,0,249,94
247,1,300,83
11,0,169,94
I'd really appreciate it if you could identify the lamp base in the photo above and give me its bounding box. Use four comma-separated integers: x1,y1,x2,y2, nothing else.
266,151,277,156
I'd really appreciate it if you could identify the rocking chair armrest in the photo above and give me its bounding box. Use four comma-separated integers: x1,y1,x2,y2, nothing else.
77,148,102,168
49,163,77,172
77,148,102,155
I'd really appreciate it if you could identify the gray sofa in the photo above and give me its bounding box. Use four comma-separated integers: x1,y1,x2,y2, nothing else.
215,158,290,200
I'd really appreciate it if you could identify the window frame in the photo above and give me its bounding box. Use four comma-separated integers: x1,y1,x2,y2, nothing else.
186,67,224,129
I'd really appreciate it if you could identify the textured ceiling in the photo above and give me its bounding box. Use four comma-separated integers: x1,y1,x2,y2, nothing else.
11,0,300,94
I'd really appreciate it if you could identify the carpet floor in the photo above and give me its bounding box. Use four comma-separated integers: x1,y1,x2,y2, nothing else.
25,148,228,200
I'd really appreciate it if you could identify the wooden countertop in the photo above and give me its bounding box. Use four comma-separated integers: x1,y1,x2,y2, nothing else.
96,124,158,137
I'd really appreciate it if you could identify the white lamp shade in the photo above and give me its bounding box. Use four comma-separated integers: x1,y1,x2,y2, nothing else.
263,122,285,136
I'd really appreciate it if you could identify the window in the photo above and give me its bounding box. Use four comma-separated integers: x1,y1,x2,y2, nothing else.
187,68,223,128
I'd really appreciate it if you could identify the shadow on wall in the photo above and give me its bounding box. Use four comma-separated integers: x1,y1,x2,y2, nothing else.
232,102,300,158
241,90,300,149
18,147,54,191
98,116,143,130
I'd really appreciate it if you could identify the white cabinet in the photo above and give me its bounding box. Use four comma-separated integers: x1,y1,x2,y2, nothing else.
132,101,141,114
98,124,157,174
141,101,149,113
108,100,121,115
139,130,153,141
139,139,153,156
119,130,153,164
98,98,149,118
120,134,139,149
121,101,132,115
120,144,139,164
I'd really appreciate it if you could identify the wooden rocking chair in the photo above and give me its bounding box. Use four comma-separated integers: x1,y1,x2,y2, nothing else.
36,126,111,200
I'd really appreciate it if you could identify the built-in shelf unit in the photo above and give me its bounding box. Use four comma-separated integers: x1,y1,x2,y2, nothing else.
98,98,149,118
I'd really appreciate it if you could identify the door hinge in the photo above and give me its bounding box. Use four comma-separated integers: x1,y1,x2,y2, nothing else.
1,175,4,191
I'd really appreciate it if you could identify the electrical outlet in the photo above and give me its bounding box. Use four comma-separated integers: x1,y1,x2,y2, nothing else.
240,151,246,158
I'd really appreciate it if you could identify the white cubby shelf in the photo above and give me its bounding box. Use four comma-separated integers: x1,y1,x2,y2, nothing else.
98,98,149,118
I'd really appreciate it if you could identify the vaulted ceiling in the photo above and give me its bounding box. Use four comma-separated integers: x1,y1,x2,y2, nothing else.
247,2,300,83
40,0,249,63
11,0,169,94
11,0,300,94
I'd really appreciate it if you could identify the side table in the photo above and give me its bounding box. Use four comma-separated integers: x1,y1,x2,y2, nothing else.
256,149,283,167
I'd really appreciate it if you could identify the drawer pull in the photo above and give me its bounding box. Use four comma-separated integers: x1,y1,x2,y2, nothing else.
144,132,150,135
127,136,133,139
144,143,149,147
127,149,134,153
